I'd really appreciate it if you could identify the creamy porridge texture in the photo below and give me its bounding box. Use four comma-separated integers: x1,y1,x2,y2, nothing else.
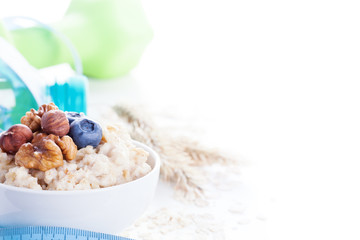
0,124,151,190
0,103,151,190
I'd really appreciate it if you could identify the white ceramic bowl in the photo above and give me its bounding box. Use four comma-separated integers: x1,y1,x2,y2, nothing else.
0,141,160,234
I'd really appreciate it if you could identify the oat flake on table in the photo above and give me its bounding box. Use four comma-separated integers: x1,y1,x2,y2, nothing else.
121,208,225,240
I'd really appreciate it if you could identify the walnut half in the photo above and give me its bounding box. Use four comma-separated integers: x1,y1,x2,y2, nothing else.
55,135,78,160
36,133,77,161
21,109,41,132
37,103,58,117
15,134,64,171
14,133,78,171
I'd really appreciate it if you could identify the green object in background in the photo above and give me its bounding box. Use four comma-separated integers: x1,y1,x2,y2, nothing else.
0,35,45,130
0,58,39,129
9,0,153,79
0,17,88,130
0,21,12,42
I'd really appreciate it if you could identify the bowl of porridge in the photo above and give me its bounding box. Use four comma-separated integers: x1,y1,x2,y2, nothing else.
0,104,160,234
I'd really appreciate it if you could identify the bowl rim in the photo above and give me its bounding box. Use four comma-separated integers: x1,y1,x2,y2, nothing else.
0,140,160,195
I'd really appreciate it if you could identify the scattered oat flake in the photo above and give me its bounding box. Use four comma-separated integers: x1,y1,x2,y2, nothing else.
237,218,252,225
256,213,267,221
121,208,225,240
228,202,245,214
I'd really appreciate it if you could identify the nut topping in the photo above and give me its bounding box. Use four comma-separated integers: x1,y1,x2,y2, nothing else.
21,109,41,132
37,103,58,117
0,124,33,154
41,110,70,137
36,133,77,160
20,103,58,132
15,133,64,171
55,135,78,160
6,103,80,171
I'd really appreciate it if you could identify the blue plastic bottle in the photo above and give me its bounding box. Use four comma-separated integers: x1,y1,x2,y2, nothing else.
0,18,87,130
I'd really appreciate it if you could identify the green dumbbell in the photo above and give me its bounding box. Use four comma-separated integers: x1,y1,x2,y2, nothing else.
9,0,153,79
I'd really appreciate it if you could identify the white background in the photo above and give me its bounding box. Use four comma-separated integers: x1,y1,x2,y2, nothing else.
1,0,360,239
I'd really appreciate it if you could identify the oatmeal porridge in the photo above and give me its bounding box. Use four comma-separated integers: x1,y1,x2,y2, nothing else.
0,103,151,190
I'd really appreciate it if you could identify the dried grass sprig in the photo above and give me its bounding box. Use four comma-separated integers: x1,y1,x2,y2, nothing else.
175,137,237,166
113,104,237,203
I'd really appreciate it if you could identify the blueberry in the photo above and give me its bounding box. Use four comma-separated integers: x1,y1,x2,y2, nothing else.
66,112,85,124
69,118,102,149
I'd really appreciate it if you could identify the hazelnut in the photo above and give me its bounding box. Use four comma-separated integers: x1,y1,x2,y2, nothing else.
41,110,70,137
0,124,33,154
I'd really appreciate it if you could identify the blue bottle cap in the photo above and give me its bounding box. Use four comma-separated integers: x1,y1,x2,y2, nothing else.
48,74,88,114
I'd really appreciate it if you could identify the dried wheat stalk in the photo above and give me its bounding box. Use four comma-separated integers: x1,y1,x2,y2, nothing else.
113,104,237,203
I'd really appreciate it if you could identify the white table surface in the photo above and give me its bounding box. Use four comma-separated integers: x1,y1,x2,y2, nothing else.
88,61,359,240
87,1,360,238
88,76,268,240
